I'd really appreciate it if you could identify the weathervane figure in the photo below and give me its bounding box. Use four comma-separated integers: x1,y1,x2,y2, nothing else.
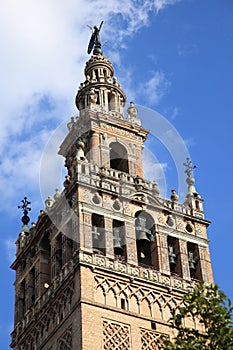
87,21,103,55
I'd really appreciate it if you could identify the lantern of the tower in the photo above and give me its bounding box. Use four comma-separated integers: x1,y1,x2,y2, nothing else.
76,54,126,116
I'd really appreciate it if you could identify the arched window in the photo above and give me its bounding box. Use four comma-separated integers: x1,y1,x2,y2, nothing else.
92,214,105,255
110,142,129,173
55,233,62,275
113,219,126,261
108,92,115,111
28,267,36,307
18,279,26,321
135,211,155,267
167,236,182,277
187,242,201,280
39,231,52,287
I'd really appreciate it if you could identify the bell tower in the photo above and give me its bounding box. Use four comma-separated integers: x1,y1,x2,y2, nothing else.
11,26,213,350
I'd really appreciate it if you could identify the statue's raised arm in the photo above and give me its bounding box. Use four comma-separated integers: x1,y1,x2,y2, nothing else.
87,21,103,55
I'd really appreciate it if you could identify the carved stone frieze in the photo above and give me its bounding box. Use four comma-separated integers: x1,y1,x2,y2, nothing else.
80,251,194,292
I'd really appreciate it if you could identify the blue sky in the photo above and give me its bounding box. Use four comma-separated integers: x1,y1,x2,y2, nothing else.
1,0,233,348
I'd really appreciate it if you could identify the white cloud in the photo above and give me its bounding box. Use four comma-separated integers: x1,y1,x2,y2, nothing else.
163,106,180,121
139,71,171,106
142,147,168,197
154,0,183,14
0,0,181,214
3,238,16,263
177,43,198,57
170,106,180,120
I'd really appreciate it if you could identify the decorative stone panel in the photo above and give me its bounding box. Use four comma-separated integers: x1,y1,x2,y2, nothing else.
58,326,72,350
103,319,131,350
140,328,162,350
95,275,183,322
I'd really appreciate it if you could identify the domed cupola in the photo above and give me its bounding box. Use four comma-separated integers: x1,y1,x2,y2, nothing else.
75,23,126,117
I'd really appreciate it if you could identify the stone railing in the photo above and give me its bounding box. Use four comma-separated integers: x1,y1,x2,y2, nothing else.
76,162,160,194
75,162,204,218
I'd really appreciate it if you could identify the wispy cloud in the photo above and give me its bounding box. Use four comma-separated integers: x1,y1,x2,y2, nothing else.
3,238,16,263
170,106,180,120
177,43,198,57
138,71,171,106
154,0,183,14
143,148,168,197
0,0,182,214
163,106,180,121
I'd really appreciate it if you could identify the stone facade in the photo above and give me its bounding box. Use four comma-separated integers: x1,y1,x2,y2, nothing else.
11,49,213,349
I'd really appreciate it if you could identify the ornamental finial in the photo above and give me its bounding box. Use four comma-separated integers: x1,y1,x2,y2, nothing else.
18,197,31,228
183,157,196,178
183,158,198,199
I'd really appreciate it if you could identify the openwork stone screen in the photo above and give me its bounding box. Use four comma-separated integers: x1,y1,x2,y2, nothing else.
140,328,161,350
103,319,131,350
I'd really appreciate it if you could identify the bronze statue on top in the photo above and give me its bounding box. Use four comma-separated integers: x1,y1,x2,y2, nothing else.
87,21,103,55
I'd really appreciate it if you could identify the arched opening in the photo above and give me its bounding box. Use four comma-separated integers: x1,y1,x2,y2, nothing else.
92,214,105,255
17,279,26,321
39,231,52,288
167,236,182,277
187,242,202,281
135,211,155,267
62,220,74,263
28,267,36,308
110,142,129,173
108,92,116,111
113,219,126,261
55,233,63,275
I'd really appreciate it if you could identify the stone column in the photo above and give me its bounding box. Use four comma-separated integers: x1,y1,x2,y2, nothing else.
135,145,144,178
27,268,35,309
51,241,56,279
80,211,92,252
179,240,190,280
62,234,67,264
125,222,138,265
198,246,214,283
99,145,110,168
104,218,114,257
151,235,160,270
156,232,170,274
90,131,100,165
17,281,25,321
128,155,137,176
